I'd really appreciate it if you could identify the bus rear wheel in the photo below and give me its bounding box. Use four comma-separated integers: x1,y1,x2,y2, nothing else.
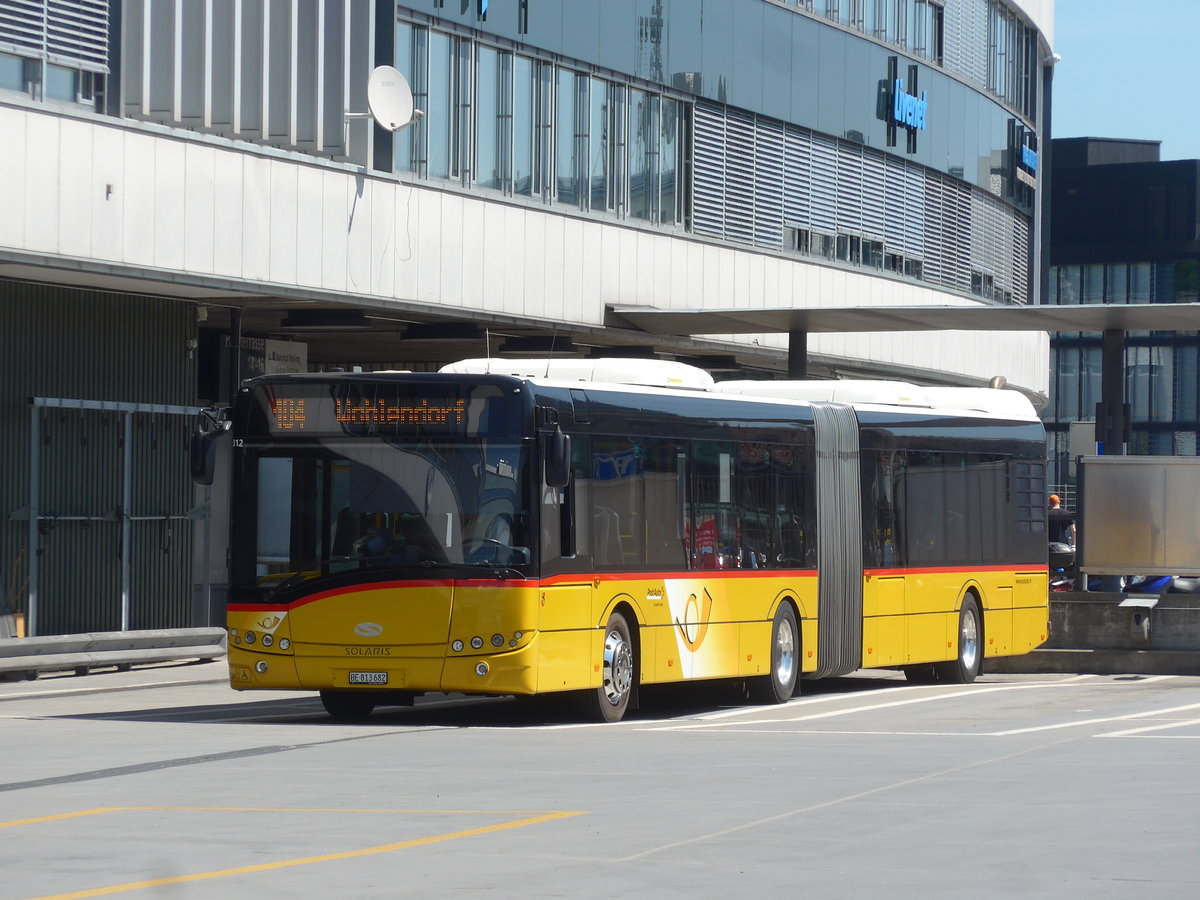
935,595,982,684
574,611,635,723
748,603,799,704
320,690,376,720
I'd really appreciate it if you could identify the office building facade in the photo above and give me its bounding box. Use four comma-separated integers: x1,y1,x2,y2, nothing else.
1045,137,1200,488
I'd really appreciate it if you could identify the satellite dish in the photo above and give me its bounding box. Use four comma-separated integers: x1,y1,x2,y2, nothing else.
366,65,416,132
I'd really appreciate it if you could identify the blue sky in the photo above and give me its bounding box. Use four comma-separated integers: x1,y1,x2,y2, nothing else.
1051,0,1200,161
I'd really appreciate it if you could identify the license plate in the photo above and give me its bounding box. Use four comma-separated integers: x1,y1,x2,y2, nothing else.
348,672,387,685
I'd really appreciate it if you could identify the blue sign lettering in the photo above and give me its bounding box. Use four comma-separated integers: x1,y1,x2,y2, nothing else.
892,79,928,131
1021,145,1038,171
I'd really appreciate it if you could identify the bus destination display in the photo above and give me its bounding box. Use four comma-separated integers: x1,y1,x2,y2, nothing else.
270,397,466,432
256,385,480,436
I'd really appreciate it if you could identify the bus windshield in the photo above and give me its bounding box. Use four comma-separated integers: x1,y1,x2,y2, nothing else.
232,437,533,601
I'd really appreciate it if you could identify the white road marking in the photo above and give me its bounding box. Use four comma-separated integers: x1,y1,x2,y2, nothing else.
1096,716,1200,738
644,678,1112,731
994,700,1200,736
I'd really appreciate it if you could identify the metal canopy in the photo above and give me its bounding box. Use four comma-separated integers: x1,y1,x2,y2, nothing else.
608,302,1200,461
607,303,1200,335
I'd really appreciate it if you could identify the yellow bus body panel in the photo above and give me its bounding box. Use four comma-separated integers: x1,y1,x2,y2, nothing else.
225,565,1042,697
860,567,1048,670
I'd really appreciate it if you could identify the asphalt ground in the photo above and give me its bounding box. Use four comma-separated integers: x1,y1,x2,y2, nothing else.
2,662,1200,899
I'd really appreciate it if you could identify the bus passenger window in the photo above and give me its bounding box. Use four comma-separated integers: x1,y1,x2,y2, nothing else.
591,437,644,570
643,439,686,569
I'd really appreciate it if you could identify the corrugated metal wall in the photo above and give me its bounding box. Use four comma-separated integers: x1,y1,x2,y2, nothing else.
0,279,197,635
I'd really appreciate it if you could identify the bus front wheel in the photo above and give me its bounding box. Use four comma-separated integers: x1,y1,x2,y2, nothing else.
320,690,376,720
574,611,635,723
748,602,799,704
935,595,982,684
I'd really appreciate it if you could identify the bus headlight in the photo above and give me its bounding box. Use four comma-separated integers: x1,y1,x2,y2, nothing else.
261,634,274,647
470,636,484,650
278,638,290,651
491,633,504,647
244,631,256,644
475,662,489,676
451,640,464,652
255,660,268,674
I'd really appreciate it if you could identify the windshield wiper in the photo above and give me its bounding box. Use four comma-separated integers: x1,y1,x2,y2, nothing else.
416,559,528,580
261,568,317,603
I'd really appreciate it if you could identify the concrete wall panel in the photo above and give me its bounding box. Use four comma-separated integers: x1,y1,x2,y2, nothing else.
183,143,217,274
0,104,1049,394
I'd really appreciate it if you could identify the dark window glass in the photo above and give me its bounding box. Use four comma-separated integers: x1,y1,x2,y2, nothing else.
863,450,901,567
590,436,643,569
686,441,737,570
644,439,687,568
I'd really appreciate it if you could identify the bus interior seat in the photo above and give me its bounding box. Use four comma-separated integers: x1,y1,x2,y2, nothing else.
593,506,624,566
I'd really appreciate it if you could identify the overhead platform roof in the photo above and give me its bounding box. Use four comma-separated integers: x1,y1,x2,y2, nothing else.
607,303,1200,335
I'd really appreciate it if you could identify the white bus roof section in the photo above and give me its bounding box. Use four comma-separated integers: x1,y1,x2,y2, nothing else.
440,358,716,389
714,380,1039,420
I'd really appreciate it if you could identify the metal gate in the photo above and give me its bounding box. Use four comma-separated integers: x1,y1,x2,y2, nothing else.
21,398,201,636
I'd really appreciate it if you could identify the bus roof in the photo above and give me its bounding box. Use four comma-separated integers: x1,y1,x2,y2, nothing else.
439,359,1038,421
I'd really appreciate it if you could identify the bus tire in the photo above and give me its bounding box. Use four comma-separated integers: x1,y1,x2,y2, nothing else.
574,611,635,723
748,602,799,704
320,689,376,720
936,594,982,684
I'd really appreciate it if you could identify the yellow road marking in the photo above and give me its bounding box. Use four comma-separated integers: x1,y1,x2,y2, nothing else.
11,807,583,900
0,809,121,829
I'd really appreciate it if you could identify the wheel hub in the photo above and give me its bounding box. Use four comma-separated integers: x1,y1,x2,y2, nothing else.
602,628,633,705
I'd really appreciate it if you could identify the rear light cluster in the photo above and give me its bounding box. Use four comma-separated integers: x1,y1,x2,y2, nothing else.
230,628,291,652
450,631,525,654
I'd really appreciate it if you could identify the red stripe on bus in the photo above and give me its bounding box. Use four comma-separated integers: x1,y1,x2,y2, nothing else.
864,564,1048,577
228,577,538,612
539,569,819,586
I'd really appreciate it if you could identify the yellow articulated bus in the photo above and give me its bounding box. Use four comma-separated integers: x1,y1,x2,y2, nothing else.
191,358,1048,722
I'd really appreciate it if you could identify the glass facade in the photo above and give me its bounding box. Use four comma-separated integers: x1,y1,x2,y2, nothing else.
1045,261,1200,485
402,0,1039,189
394,1,1040,304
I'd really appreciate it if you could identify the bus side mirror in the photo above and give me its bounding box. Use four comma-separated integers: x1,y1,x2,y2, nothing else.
190,413,230,486
545,427,571,489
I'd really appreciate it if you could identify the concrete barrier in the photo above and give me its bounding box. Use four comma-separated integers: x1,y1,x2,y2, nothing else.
0,628,227,680
989,592,1200,676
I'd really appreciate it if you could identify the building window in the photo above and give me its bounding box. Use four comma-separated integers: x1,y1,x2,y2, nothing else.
0,52,25,92
427,31,455,180
475,45,505,190
588,77,609,212
971,270,995,299
836,234,862,265
660,98,681,226
555,69,582,207
512,55,535,196
629,88,655,221
394,21,418,173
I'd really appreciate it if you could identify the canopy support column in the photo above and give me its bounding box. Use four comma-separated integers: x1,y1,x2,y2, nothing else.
788,330,808,379
1097,328,1128,456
